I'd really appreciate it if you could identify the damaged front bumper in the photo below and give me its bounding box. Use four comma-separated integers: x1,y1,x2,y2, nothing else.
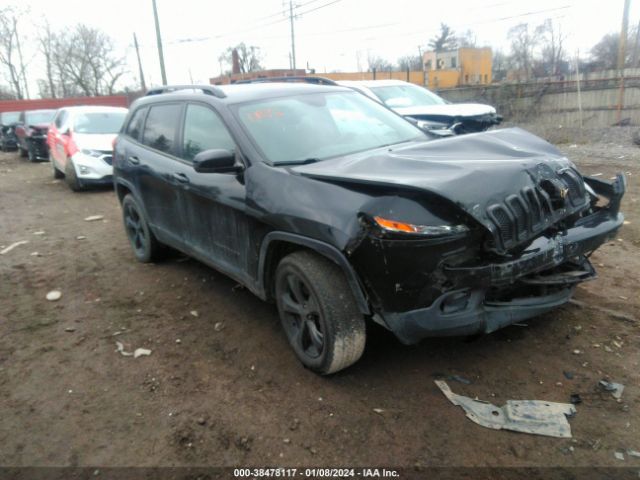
381,174,625,344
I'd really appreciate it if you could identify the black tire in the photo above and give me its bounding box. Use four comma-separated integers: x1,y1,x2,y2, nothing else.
19,147,27,158
51,155,64,179
121,194,164,263
275,251,366,375
64,158,83,191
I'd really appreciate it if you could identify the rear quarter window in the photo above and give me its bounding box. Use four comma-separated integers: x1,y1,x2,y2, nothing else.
141,104,182,154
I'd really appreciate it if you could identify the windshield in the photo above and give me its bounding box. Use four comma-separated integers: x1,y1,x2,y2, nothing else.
235,91,425,164
370,84,447,108
73,112,127,134
25,110,55,125
1,112,20,124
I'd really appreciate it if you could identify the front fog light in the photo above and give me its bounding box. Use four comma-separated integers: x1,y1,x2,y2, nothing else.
78,165,91,174
374,216,469,237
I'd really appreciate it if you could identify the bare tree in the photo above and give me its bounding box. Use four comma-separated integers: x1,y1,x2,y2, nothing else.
53,24,126,96
536,18,566,76
589,30,639,69
492,49,510,81
508,23,540,79
0,6,29,99
429,23,458,52
397,55,423,71
38,21,58,98
219,43,263,74
0,84,15,99
367,54,393,72
457,29,478,48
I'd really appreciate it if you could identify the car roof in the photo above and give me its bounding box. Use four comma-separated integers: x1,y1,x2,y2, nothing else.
24,109,56,114
135,82,353,108
61,106,128,113
336,79,415,88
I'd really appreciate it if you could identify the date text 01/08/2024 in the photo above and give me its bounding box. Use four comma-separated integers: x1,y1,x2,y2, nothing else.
233,467,400,478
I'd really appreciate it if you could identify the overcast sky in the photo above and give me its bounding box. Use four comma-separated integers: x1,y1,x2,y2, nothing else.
10,0,640,95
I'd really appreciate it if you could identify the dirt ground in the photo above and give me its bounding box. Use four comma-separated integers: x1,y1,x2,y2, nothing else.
0,127,638,470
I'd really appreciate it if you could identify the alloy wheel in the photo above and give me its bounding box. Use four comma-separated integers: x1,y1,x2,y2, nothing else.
279,273,325,359
124,202,148,257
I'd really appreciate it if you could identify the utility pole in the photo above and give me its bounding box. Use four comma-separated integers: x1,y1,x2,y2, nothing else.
152,0,168,85
575,49,583,129
616,0,631,123
133,33,147,91
617,0,631,70
289,0,296,70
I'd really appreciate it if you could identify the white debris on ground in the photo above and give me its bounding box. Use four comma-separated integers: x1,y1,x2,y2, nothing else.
0,240,28,255
599,380,625,400
133,348,152,358
115,341,152,359
84,215,104,222
435,380,576,438
46,290,62,301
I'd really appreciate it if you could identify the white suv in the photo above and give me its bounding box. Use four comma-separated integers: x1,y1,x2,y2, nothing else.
336,80,501,136
48,106,128,191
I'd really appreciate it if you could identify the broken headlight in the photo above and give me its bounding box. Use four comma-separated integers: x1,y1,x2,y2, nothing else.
374,216,469,237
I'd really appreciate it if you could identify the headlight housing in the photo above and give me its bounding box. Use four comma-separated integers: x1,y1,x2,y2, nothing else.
414,119,450,131
81,149,103,158
373,216,469,237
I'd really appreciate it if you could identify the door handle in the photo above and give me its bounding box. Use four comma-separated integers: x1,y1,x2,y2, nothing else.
172,172,190,184
128,155,140,165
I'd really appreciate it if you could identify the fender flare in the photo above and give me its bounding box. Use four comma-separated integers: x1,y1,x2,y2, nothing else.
114,178,156,233
257,231,371,315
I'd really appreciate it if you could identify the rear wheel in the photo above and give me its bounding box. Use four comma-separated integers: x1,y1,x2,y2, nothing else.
51,155,64,179
275,251,366,375
121,194,164,263
64,158,83,191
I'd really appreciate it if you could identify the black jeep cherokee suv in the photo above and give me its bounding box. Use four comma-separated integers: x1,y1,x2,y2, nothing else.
113,83,625,374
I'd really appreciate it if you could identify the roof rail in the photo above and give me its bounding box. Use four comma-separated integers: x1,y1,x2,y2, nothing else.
145,84,226,98
233,76,338,86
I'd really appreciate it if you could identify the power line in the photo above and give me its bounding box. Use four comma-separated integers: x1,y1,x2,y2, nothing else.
166,0,342,46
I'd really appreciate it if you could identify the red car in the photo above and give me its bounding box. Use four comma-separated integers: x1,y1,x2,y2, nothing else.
15,109,56,162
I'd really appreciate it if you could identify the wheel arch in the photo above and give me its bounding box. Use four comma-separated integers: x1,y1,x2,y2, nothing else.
115,178,135,204
258,232,370,315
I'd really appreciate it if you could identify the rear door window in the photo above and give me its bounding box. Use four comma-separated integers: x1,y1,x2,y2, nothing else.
126,107,148,141
141,104,182,154
181,104,235,162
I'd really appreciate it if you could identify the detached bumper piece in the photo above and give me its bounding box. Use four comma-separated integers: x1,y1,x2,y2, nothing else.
384,174,625,344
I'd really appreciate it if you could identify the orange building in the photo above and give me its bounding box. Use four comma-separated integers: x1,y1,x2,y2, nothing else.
423,47,492,89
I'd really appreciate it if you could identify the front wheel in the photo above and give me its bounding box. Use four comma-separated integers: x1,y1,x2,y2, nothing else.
275,251,366,375
64,158,83,191
121,194,164,263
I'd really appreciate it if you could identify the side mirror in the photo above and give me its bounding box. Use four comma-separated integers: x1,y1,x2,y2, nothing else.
193,149,240,173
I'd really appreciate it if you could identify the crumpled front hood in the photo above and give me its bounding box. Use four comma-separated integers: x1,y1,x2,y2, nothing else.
394,103,497,118
293,128,584,250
